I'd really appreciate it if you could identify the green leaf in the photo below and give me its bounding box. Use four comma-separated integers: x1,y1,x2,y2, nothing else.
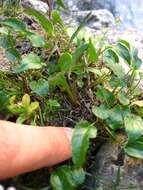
52,10,63,25
58,53,73,73
124,114,143,142
0,18,27,32
117,41,131,65
50,166,85,190
22,94,30,107
72,43,88,65
124,137,143,159
0,36,12,49
5,48,21,62
57,0,66,9
29,79,49,97
118,91,129,106
96,86,115,106
105,60,126,79
88,39,98,62
27,32,46,47
16,114,27,124
118,39,131,49
105,48,119,63
25,7,53,35
67,13,91,48
45,99,60,113
131,47,142,70
106,106,129,130
49,73,76,103
13,53,45,73
29,101,39,112
72,120,97,167
92,105,110,120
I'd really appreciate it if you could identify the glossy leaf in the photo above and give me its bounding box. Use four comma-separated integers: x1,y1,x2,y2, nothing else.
106,106,129,130
96,86,115,106
27,33,46,47
124,113,143,142
88,39,98,62
72,120,97,167
0,36,12,49
22,94,30,107
118,91,129,106
92,105,110,120
29,101,39,112
0,18,27,32
117,41,131,65
5,48,21,62
48,72,76,103
131,47,142,70
105,48,119,63
45,99,60,113
72,43,88,65
13,53,45,73
105,60,126,79
58,53,73,73
25,7,53,35
52,10,63,25
124,137,143,159
30,79,49,97
50,166,85,190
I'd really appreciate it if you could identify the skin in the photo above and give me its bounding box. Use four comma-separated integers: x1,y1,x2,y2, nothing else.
0,120,73,179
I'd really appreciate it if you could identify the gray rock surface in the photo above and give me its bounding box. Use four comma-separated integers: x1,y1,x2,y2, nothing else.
86,137,143,190
62,9,115,30
24,0,48,13
63,0,143,31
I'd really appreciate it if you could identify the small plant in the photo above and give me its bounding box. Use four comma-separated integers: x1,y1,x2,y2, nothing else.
0,1,143,189
8,94,39,124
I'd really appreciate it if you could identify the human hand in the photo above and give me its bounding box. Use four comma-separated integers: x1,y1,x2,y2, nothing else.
0,120,73,179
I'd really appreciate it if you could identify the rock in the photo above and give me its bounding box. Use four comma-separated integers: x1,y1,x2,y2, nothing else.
62,9,115,30
86,136,143,190
23,0,48,13
63,0,115,12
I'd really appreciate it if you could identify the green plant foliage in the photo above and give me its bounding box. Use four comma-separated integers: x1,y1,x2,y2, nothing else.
29,79,49,97
72,120,97,167
124,114,143,142
26,32,46,48
45,99,60,114
8,94,39,124
92,105,110,120
25,7,53,35
1,2,143,188
0,18,26,31
50,166,85,190
124,137,143,159
88,39,98,63
117,40,131,65
13,53,45,73
58,52,73,73
67,13,91,48
56,0,66,9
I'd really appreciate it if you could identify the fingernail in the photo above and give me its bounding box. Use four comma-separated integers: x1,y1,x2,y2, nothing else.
64,128,73,142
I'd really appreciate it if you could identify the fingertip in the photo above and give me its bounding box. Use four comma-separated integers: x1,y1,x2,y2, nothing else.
63,127,73,143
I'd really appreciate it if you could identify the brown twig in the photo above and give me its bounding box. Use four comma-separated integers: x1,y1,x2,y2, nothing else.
42,0,54,20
